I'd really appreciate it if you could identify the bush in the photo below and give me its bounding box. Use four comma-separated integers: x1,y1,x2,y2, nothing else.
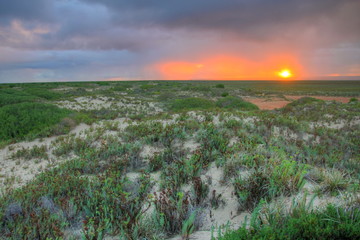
170,98,215,111
0,102,72,142
216,96,259,110
221,92,229,97
24,88,62,100
140,84,156,90
111,86,127,92
234,160,307,211
153,189,193,234
219,205,360,240
0,89,37,107
0,163,153,239
349,97,358,103
215,84,225,88
11,145,48,160
285,97,323,109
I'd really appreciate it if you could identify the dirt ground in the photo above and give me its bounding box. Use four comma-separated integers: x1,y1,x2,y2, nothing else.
244,96,357,110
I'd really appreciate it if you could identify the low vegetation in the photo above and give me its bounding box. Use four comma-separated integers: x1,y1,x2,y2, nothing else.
0,80,359,239
0,102,72,142
219,204,360,240
216,96,259,110
170,98,215,111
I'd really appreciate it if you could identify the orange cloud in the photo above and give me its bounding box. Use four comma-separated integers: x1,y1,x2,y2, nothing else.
156,61,203,80
155,54,304,80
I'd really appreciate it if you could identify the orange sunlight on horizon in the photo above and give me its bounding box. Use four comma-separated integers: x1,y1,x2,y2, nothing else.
278,69,293,79
155,54,302,80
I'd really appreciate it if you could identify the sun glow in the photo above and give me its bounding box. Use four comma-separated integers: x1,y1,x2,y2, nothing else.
278,69,292,79
155,54,302,80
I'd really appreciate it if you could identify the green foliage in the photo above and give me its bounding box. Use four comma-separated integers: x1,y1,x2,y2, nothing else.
0,161,153,239
349,97,358,103
221,92,229,97
309,168,350,196
24,88,62,100
234,159,308,210
1,81,359,239
140,84,156,90
181,211,197,240
11,145,48,160
216,96,259,110
170,98,215,111
215,84,225,88
153,190,193,234
192,177,209,206
284,97,323,111
219,205,360,240
86,108,119,120
110,85,130,92
0,102,72,142
0,89,37,107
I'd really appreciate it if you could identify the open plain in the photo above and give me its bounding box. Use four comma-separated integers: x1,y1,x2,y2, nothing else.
0,80,359,239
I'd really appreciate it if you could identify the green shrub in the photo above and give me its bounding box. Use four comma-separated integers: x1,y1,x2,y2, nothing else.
216,96,259,110
221,92,229,97
153,189,194,234
0,161,153,239
285,97,323,109
140,84,156,90
111,86,127,92
349,97,358,103
24,88,62,100
310,169,350,196
0,89,37,107
219,205,360,240
0,102,72,142
215,84,225,88
234,160,307,210
86,108,119,120
11,145,48,160
170,98,215,111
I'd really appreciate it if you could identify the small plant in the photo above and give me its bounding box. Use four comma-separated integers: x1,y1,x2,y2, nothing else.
234,160,307,211
349,97,358,103
215,84,225,89
218,204,360,240
153,189,192,234
181,211,197,240
148,153,164,172
11,145,48,160
192,177,209,206
315,169,350,195
210,190,225,209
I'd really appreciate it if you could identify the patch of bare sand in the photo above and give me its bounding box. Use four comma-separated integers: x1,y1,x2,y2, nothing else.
244,96,357,110
243,97,290,110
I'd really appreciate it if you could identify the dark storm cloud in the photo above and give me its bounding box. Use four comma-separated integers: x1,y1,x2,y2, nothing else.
0,0,359,51
0,0,359,82
0,0,176,52
81,0,359,40
0,0,53,23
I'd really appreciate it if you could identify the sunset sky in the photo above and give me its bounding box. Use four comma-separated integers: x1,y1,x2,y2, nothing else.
0,0,360,82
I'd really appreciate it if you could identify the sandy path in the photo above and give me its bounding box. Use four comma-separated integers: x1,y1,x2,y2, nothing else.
244,96,357,110
243,97,289,110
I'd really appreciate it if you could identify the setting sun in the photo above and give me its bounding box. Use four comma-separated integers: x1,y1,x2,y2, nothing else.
278,69,292,79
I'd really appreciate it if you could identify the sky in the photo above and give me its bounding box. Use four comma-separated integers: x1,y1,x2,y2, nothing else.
0,0,360,82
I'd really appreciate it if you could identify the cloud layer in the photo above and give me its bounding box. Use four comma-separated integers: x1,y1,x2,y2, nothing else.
0,0,359,82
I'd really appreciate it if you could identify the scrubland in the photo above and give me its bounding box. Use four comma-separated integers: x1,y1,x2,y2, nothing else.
0,81,359,239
